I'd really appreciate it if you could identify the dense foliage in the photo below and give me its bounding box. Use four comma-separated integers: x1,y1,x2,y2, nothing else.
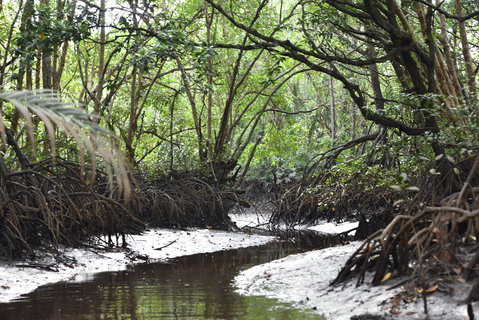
1,0,477,184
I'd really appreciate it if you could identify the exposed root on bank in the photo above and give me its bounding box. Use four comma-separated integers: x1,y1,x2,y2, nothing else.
332,154,479,306
0,156,242,259
131,172,236,229
269,174,398,234
0,158,144,258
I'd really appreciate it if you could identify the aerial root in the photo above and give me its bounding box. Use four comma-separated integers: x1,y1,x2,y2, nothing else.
131,175,234,229
0,157,143,257
332,154,479,305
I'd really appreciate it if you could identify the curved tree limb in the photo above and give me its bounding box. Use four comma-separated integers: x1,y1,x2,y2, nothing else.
204,0,435,136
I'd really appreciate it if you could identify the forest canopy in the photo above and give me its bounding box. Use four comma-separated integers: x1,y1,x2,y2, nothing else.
0,0,477,182
0,1,474,181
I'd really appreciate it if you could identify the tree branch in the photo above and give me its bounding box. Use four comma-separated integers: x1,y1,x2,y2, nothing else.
206,0,435,136
414,0,479,22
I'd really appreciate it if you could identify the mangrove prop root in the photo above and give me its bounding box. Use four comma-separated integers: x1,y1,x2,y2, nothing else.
0,158,143,258
0,158,235,258
270,176,398,229
131,174,233,229
332,154,479,302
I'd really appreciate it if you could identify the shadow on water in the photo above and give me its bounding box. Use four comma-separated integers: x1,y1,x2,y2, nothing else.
0,230,349,320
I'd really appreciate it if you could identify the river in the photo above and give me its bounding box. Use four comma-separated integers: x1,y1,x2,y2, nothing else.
0,230,347,319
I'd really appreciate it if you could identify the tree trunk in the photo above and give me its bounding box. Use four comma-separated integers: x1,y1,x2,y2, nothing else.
455,0,477,104
126,67,138,164
350,100,356,140
35,52,41,89
175,55,204,159
438,10,463,100
94,0,106,115
328,75,336,140
40,0,52,89
204,4,215,159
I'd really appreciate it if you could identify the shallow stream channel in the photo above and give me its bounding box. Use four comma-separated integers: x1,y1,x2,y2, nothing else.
0,230,350,319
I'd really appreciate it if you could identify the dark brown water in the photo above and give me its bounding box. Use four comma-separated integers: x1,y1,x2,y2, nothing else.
0,231,344,319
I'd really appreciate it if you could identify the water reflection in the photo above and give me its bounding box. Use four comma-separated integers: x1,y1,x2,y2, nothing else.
0,232,344,319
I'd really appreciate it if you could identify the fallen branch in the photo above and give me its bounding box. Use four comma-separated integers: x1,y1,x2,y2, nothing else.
154,239,177,250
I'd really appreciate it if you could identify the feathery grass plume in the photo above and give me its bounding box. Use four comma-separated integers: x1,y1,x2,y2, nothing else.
0,90,131,200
